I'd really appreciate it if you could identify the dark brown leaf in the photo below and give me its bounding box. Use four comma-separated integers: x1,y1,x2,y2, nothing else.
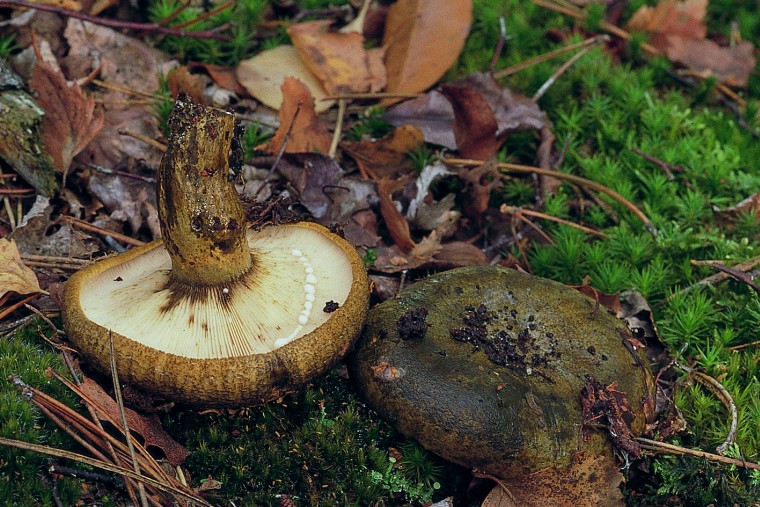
440,82,500,160
376,177,416,252
341,125,424,178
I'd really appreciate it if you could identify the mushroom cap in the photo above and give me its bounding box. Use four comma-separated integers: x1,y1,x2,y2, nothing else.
349,265,652,479
63,222,369,406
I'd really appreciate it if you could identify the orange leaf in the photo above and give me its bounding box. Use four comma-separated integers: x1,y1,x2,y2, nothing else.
341,125,424,178
28,41,104,175
627,0,706,39
288,20,372,95
383,0,472,97
265,77,332,154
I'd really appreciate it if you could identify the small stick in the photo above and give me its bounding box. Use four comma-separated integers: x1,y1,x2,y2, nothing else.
3,196,16,229
61,216,145,247
85,164,156,184
0,188,34,196
489,17,509,72
494,36,604,79
269,101,302,175
677,255,760,297
0,293,40,321
445,157,655,234
0,437,211,504
636,438,759,470
728,340,759,352
320,92,423,100
689,260,760,294
109,334,149,507
630,147,684,181
329,99,347,158
676,363,738,455
117,130,167,152
92,79,154,99
0,0,231,40
500,204,607,238
532,35,609,101
23,304,64,335
172,0,234,30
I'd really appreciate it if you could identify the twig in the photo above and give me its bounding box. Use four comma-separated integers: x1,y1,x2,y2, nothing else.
636,438,759,470
85,164,156,184
0,437,211,504
320,92,423,100
678,255,760,296
109,333,149,507
444,157,656,234
3,196,16,229
728,340,760,352
269,101,302,176
532,0,660,55
676,363,738,455
329,99,346,159
489,17,509,72
630,147,685,181
689,260,760,294
117,130,167,152
92,79,155,99
23,304,64,336
0,0,231,40
171,0,234,30
61,216,145,247
0,293,41,321
500,204,607,238
0,188,34,195
532,35,609,101
494,36,604,79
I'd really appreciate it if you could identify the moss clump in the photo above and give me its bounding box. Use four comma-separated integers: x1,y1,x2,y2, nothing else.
0,320,81,505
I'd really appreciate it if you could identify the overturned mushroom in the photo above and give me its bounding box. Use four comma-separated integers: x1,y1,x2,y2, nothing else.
350,266,653,504
62,97,369,406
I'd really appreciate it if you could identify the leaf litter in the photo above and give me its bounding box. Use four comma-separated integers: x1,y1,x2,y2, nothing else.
0,0,756,504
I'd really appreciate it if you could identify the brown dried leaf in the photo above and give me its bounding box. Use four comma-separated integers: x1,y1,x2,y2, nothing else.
29,41,104,175
289,19,372,95
383,0,472,97
627,0,706,38
485,453,625,506
383,90,458,149
190,62,250,98
581,376,641,457
434,241,487,267
715,192,760,226
654,35,755,87
341,125,424,178
456,159,500,220
168,65,205,104
570,285,621,314
440,82,500,160
265,77,332,155
78,376,189,466
0,238,42,298
376,176,416,252
236,45,335,113
277,153,342,218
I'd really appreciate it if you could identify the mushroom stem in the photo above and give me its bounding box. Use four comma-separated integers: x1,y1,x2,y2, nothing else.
157,96,251,286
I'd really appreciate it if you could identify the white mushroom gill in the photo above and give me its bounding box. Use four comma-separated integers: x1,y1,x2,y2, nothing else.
78,226,353,358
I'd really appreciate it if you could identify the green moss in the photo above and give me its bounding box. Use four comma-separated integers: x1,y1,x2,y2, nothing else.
0,320,81,505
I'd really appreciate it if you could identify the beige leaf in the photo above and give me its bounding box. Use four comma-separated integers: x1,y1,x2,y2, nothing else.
0,238,42,298
383,0,472,97
236,45,335,113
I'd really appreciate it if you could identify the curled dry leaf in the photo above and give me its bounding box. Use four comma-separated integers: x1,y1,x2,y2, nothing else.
265,77,332,155
288,19,373,95
236,45,335,113
440,82,500,160
341,125,424,178
0,238,42,298
78,376,189,466
168,65,205,104
383,0,472,98
376,176,416,252
29,41,104,176
277,153,342,219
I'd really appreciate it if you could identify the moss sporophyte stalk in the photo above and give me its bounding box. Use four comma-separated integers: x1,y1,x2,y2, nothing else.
61,96,369,406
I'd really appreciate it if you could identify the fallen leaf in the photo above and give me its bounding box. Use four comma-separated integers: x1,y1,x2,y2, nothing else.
581,376,641,458
288,19,372,94
483,453,625,506
440,82,500,160
570,285,621,314
434,241,487,266
168,65,205,104
189,62,250,98
653,35,755,86
376,176,416,252
265,77,332,155
627,0,706,38
63,18,170,169
87,171,157,236
383,0,472,98
341,125,425,178
456,158,500,220
0,238,42,298
626,0,755,86
78,376,189,466
29,40,104,176
715,192,760,226
277,153,342,218
236,45,335,112
383,90,458,149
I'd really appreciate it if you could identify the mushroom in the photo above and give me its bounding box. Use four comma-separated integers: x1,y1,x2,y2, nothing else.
350,265,653,504
62,96,369,406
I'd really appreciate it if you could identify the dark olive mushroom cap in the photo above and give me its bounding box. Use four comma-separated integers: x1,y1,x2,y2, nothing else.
63,222,369,406
349,265,652,479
